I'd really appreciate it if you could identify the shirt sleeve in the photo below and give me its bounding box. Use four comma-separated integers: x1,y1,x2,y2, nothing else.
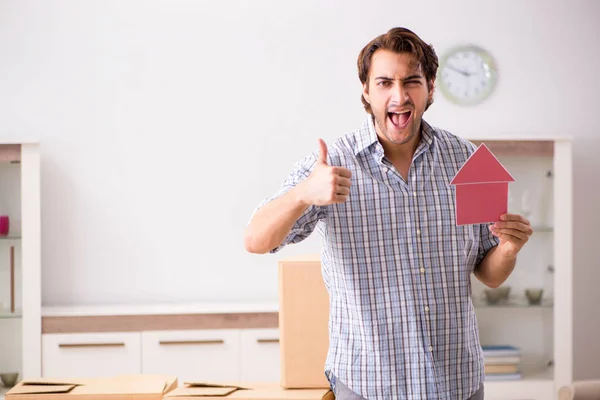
249,151,328,254
476,222,499,265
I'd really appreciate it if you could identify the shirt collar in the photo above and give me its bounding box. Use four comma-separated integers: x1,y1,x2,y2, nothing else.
353,115,380,156
415,119,435,158
353,115,435,157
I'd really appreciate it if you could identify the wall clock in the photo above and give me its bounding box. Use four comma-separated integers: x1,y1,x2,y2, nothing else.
437,45,498,106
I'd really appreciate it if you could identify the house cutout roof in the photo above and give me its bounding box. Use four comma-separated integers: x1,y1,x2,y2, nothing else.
450,143,514,185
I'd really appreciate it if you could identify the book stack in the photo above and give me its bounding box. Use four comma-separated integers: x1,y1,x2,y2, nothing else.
482,345,522,381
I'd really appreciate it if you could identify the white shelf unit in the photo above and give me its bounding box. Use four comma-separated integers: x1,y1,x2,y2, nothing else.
466,137,572,400
0,143,42,389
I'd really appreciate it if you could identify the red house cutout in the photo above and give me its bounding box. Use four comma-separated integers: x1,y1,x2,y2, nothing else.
450,143,515,226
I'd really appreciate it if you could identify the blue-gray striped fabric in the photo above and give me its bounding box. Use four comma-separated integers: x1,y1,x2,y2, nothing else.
259,116,498,400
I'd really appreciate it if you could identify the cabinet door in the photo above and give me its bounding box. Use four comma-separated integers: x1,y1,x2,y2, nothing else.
239,328,280,382
141,330,240,383
42,332,141,378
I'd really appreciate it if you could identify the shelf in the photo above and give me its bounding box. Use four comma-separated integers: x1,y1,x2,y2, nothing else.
41,301,280,317
0,236,21,241
474,298,553,308
470,140,554,157
532,226,553,233
0,144,20,163
484,368,554,400
0,309,22,319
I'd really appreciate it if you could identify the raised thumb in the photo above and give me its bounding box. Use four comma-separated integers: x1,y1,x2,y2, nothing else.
317,138,328,165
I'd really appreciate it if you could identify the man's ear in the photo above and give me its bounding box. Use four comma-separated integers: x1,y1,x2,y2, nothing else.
362,82,370,104
428,79,436,98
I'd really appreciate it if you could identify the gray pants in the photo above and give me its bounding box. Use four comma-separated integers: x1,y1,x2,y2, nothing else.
331,376,484,400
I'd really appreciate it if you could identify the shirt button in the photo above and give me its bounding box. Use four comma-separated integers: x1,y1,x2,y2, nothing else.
413,192,417,197
416,229,421,235
425,306,430,312
420,267,425,273
383,167,388,172
429,346,433,352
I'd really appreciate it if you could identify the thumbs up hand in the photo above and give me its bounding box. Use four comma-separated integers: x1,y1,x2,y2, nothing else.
317,138,329,165
297,139,352,206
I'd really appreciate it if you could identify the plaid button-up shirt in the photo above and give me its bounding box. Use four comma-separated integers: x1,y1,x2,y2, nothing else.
260,116,498,399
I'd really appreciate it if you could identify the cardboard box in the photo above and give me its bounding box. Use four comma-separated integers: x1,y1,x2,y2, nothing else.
163,382,334,399
5,374,177,400
278,255,330,389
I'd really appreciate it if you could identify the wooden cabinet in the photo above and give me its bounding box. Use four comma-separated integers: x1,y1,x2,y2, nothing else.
42,332,142,378
41,328,281,384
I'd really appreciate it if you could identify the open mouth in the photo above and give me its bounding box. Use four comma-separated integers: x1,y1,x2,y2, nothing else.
388,110,412,129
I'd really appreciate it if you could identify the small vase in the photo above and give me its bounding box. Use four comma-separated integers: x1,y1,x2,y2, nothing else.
0,215,9,236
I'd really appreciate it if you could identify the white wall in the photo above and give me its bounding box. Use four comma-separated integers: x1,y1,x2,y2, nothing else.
0,0,598,379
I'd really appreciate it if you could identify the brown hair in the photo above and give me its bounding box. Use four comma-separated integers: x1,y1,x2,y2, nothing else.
357,27,439,113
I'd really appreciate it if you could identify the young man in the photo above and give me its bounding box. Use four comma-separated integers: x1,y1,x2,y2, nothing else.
244,27,532,400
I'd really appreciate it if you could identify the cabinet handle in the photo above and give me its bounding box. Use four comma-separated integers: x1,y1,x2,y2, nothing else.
158,339,225,346
58,342,125,348
256,338,279,344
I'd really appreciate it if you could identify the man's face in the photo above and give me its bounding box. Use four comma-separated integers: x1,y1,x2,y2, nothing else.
363,50,434,147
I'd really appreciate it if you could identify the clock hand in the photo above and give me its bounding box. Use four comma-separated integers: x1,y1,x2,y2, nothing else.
446,64,471,77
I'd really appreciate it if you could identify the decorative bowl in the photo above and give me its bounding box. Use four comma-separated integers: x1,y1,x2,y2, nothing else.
0,372,19,388
525,288,544,305
484,286,511,304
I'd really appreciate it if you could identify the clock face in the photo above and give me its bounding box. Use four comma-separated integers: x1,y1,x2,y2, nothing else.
437,45,498,106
